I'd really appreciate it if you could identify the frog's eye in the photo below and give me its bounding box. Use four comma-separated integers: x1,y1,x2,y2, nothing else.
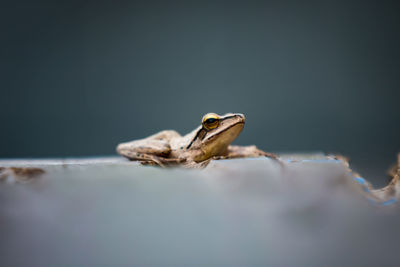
202,113,220,130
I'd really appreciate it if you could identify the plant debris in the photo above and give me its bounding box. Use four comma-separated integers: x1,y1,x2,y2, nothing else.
332,153,400,206
0,167,45,183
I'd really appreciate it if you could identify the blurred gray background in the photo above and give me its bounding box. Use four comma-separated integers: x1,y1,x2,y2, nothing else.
1,1,399,181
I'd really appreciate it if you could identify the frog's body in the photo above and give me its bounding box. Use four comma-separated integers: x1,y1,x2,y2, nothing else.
117,113,277,167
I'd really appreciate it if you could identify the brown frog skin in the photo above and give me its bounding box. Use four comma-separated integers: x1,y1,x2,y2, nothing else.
116,113,278,167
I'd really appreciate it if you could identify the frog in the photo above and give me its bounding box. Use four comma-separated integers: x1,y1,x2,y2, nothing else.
116,113,279,167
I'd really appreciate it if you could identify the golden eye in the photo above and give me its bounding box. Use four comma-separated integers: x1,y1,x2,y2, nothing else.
202,113,220,130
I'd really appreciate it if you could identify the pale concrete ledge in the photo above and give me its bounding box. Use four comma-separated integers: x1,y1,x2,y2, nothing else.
0,153,329,166
0,155,399,266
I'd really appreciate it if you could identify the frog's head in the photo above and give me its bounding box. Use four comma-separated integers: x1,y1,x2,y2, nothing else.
187,113,245,162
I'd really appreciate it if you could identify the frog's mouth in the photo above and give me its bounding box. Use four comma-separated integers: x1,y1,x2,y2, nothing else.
192,120,244,162
204,121,244,144
203,114,245,145
186,113,245,150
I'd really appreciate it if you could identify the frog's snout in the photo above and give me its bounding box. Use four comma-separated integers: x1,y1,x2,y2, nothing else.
116,142,128,154
236,113,245,122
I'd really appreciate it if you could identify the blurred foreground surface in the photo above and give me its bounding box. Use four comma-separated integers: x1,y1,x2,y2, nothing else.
0,156,399,266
